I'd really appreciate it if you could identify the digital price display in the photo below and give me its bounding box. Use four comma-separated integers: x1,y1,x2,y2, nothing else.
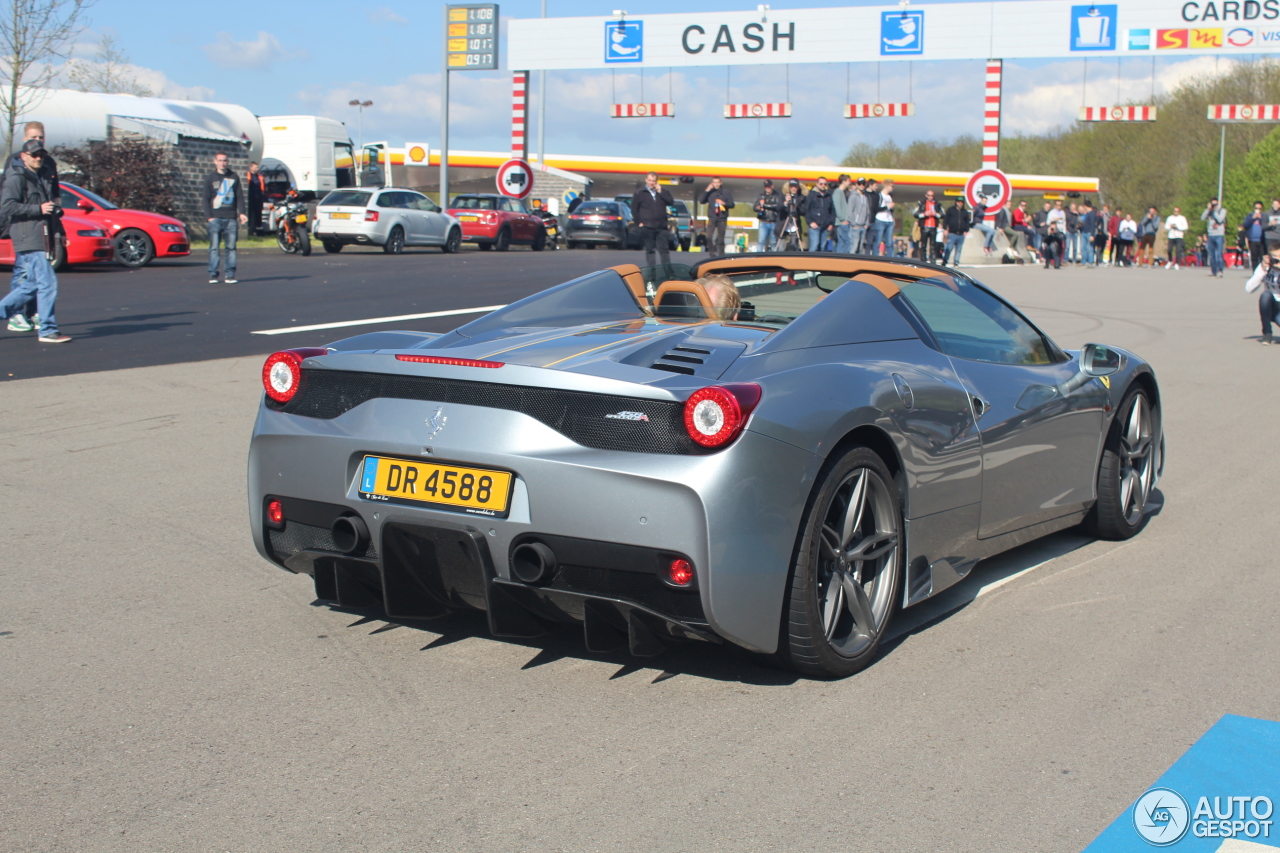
446,5,499,70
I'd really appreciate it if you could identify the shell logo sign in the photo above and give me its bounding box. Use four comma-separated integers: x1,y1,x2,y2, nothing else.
406,144,429,164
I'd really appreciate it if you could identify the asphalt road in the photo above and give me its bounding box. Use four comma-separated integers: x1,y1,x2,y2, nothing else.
0,245,653,381
2,260,1278,852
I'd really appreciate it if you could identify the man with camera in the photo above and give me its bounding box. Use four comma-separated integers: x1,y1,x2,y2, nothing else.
753,180,784,251
1201,197,1227,277
1246,243,1280,344
0,138,69,343
700,177,734,258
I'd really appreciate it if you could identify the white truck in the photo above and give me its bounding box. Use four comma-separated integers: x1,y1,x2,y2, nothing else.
258,115,386,198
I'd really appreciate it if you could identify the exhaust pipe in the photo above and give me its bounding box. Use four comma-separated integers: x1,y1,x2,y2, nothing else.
510,541,557,584
331,515,370,555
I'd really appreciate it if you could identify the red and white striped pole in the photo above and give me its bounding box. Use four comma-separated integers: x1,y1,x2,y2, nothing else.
512,71,528,159
983,59,1002,168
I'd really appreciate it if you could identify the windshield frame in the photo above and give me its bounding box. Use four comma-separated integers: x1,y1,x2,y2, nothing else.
63,182,118,210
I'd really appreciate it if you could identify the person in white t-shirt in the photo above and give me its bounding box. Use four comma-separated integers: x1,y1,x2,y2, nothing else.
1164,207,1188,269
870,180,895,256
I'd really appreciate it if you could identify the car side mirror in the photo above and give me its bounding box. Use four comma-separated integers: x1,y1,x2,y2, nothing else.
1080,343,1122,376
78,199,94,212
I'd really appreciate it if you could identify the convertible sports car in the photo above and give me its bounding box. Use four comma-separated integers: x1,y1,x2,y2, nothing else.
248,254,1164,678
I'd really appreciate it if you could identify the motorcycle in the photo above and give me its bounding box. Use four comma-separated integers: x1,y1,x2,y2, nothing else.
269,190,311,256
534,208,561,249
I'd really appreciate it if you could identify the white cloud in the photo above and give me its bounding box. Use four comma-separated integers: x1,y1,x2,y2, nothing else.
368,7,408,25
202,31,305,71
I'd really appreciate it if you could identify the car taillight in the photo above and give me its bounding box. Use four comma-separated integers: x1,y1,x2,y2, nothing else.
569,215,585,220
266,499,284,526
365,210,379,222
666,558,694,586
395,354,504,368
482,212,497,223
262,348,327,403
682,383,762,448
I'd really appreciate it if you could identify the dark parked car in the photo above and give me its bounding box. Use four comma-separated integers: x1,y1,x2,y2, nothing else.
565,200,630,249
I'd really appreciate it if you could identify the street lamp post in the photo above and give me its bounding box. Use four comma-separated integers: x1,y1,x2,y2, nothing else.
348,99,373,153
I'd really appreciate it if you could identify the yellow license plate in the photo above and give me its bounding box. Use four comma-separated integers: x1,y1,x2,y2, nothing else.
359,456,513,516
330,212,351,220
295,214,307,223
459,215,479,222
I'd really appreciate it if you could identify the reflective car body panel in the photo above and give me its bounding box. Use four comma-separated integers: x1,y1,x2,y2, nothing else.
247,254,1162,656
59,182,189,260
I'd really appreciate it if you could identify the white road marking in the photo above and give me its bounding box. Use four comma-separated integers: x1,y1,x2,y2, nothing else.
250,305,507,336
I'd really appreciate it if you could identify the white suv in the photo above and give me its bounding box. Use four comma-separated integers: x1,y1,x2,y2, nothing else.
314,187,462,254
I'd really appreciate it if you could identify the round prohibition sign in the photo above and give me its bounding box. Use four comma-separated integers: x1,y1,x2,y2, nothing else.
496,158,533,199
964,167,1012,213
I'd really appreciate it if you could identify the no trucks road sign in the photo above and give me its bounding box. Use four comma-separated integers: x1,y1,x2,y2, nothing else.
496,158,534,199
965,167,1011,213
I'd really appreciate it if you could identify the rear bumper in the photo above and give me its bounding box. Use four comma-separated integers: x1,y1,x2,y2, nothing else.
248,396,817,655
457,222,500,241
565,228,625,243
265,509,717,656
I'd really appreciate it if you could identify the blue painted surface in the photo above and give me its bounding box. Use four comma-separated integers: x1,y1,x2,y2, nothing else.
1084,715,1280,851
360,456,379,493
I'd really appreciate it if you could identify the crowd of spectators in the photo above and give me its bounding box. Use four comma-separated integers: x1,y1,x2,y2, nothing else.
736,176,1278,277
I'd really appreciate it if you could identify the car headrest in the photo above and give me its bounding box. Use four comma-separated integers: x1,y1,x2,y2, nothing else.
654,280,714,320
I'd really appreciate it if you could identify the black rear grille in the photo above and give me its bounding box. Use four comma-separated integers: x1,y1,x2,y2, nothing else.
267,520,378,564
273,369,711,455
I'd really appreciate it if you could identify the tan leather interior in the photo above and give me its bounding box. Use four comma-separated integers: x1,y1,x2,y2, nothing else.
653,279,715,312
607,263,649,305
850,273,903,299
693,256,937,296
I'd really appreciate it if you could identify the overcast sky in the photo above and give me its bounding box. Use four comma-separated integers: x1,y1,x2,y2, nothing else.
77,0,1236,167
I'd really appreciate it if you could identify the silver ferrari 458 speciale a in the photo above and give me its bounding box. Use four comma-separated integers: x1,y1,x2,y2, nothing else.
248,254,1163,678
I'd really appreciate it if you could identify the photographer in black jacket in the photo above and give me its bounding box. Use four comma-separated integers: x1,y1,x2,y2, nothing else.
0,138,69,342
753,180,784,251
631,172,675,267
700,177,734,258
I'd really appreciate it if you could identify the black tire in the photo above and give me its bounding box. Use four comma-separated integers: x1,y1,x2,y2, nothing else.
297,228,311,256
778,446,903,678
494,227,511,251
322,239,343,254
1083,387,1158,540
443,227,462,254
50,238,67,272
383,226,405,254
114,228,155,268
478,241,492,251
531,227,547,252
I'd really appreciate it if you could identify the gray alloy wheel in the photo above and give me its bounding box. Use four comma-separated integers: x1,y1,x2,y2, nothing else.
494,227,511,251
443,227,462,253
781,446,902,678
1087,388,1157,540
114,228,155,268
383,226,405,254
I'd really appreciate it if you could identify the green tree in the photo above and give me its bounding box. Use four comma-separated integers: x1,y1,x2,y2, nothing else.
1223,124,1280,230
